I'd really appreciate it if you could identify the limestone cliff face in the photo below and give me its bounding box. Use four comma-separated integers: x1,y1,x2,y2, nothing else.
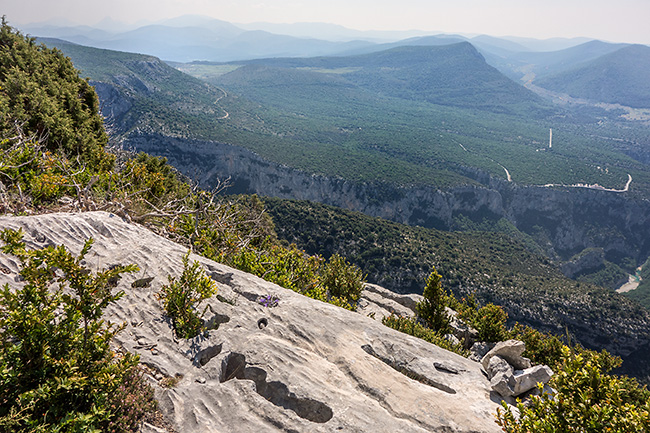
126,132,650,266
0,212,503,433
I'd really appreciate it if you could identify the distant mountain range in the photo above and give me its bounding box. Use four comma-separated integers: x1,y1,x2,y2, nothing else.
21,15,650,110
483,40,629,80
20,15,598,63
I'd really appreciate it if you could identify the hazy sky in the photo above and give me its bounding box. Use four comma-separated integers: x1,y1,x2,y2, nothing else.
4,0,650,44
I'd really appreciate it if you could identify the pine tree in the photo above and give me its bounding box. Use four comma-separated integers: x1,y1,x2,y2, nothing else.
416,268,450,333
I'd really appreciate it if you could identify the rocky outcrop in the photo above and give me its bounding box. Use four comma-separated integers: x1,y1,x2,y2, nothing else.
0,212,504,433
481,340,532,372
561,248,607,278
481,340,553,398
358,283,423,320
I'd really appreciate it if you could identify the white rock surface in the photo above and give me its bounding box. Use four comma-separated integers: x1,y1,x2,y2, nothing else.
0,212,504,433
482,342,554,398
358,283,423,320
481,340,532,372
512,366,554,396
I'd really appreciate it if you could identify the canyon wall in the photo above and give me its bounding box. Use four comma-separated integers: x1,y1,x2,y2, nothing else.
126,132,650,266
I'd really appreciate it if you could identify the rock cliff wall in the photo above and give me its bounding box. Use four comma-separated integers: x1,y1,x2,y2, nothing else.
126,132,650,266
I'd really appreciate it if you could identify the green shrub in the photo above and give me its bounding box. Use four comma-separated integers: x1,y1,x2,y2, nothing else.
230,244,325,301
0,228,154,432
321,253,365,311
496,347,650,432
382,314,467,357
473,303,509,342
416,269,451,333
0,20,112,171
509,323,566,369
158,251,218,339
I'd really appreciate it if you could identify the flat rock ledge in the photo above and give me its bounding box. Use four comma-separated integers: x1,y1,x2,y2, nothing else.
0,212,504,432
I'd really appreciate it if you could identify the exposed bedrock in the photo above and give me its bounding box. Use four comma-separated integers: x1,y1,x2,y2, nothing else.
0,212,504,432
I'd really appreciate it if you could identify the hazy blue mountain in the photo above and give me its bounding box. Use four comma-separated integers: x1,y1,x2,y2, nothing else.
477,40,629,82
470,35,530,55
24,20,376,62
535,44,650,108
157,15,244,31
234,21,431,42
499,36,594,52
333,34,467,57
22,23,116,42
24,15,635,72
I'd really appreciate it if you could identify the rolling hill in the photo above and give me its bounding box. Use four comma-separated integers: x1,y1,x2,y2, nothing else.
534,44,650,108
481,40,629,81
222,43,548,114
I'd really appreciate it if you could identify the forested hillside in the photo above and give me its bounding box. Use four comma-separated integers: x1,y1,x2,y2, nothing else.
231,42,551,115
535,44,650,108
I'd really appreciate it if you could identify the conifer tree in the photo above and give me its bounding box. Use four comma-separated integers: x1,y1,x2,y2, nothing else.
416,268,450,333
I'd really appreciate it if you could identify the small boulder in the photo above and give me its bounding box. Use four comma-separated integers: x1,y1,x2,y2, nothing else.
513,365,554,396
485,355,554,398
486,355,513,380
469,342,495,362
487,356,516,397
481,340,531,372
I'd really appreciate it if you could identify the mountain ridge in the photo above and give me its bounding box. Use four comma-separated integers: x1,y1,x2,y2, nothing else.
535,44,650,108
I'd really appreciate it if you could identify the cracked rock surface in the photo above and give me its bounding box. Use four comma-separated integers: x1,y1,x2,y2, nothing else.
0,212,503,432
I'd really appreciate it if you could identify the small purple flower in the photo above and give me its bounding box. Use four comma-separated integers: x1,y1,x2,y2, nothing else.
257,294,279,307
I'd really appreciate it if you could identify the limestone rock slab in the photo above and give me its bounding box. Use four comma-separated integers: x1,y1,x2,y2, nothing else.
0,212,504,433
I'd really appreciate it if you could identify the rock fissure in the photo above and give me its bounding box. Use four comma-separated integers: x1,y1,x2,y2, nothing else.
361,344,457,394
194,343,223,367
219,352,334,424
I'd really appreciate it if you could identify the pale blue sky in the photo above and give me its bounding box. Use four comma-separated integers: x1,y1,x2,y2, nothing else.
4,0,650,44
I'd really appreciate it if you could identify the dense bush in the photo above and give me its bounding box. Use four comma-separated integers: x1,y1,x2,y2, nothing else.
496,347,650,432
473,303,509,342
0,229,155,432
0,19,112,171
321,253,365,310
158,251,218,339
508,323,566,369
382,314,467,356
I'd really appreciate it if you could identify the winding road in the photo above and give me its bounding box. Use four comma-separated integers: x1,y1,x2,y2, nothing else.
542,174,632,193
214,86,229,120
